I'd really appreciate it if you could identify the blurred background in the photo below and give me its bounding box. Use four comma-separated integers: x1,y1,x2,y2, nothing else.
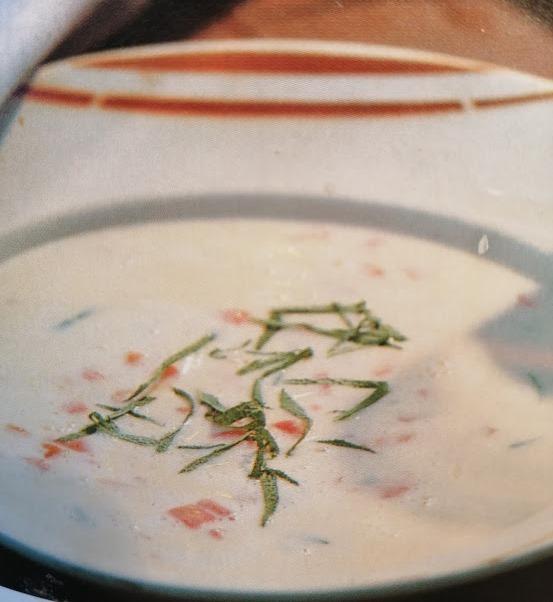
51,0,553,78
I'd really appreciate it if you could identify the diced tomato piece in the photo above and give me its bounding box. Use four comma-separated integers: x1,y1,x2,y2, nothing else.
59,439,89,453
111,389,132,403
379,484,411,499
363,263,386,277
125,351,144,365
161,365,179,380
42,442,62,459
168,504,216,529
168,499,234,529
397,415,417,423
197,499,234,519
366,236,385,248
212,428,249,439
63,401,88,415
42,439,88,459
209,528,224,540
4,423,29,435
313,371,332,395
402,267,422,280
373,364,393,377
220,309,251,325
272,420,304,437
24,457,49,472
517,293,537,308
82,369,105,381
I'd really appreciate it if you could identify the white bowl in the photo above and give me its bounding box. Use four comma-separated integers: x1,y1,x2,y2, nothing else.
1,40,553,600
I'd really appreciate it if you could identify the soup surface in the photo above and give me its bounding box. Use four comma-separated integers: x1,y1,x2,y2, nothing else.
0,217,552,592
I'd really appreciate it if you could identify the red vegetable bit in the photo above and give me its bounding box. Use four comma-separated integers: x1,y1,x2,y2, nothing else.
378,484,412,499
125,351,144,365
517,293,537,308
3,423,29,435
63,401,88,415
209,528,224,540
24,457,49,472
402,267,422,281
272,419,304,437
373,364,393,378
59,439,89,453
314,371,332,395
82,369,105,381
42,442,62,459
168,504,216,529
111,389,132,403
168,499,234,530
372,435,388,447
212,428,249,440
289,228,329,242
197,499,234,520
397,415,417,424
395,433,415,444
161,364,179,380
366,236,386,248
220,308,251,325
363,263,386,278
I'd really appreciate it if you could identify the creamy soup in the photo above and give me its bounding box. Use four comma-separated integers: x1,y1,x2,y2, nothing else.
0,217,552,593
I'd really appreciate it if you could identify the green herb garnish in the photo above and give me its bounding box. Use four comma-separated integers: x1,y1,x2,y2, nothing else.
252,301,405,355
238,347,313,378
126,333,216,402
56,300,406,527
279,389,312,455
317,439,375,453
284,378,389,421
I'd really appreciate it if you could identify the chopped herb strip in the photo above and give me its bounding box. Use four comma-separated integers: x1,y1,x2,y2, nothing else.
172,388,195,418
268,468,299,486
509,438,539,449
279,389,312,455
156,418,190,453
101,395,157,421
206,401,266,428
527,372,545,397
318,439,375,453
252,378,266,407
252,301,405,354
198,390,226,415
238,348,313,378
57,423,97,443
284,378,389,421
55,308,95,332
208,339,251,359
335,384,389,421
259,470,278,526
177,443,229,450
96,404,162,425
89,412,160,447
179,434,250,473
256,427,279,458
127,333,216,401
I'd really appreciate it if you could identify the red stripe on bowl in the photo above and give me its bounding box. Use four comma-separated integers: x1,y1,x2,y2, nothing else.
473,89,553,109
98,94,464,117
25,87,94,107
79,51,474,75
